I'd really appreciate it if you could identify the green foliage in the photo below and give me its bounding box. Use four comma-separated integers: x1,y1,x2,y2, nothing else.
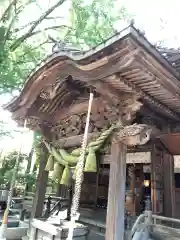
0,41,45,94
67,0,131,48
0,0,65,95
0,150,38,190
0,0,130,95
0,150,27,186
16,172,37,188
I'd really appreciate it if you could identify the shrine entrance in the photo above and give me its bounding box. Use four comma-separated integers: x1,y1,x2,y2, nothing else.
126,163,151,216
3,24,180,240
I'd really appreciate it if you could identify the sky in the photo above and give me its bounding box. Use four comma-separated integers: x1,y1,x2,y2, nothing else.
1,0,180,154
0,96,33,154
19,0,180,48
122,0,180,48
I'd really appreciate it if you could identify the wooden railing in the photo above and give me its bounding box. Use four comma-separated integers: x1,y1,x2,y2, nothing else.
130,212,180,239
12,192,67,212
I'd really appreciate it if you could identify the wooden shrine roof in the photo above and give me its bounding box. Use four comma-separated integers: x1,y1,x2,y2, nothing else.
4,25,180,130
158,47,180,74
158,133,180,155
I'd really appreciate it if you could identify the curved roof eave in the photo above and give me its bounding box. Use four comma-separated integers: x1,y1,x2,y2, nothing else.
3,25,180,117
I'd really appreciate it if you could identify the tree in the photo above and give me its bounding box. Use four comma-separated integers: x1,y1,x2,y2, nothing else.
0,150,27,186
0,0,131,191
67,0,131,48
0,0,69,95
0,0,131,96
0,150,38,192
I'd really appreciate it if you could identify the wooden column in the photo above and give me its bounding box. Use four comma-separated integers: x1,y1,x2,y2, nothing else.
163,151,175,217
151,145,164,215
130,166,136,216
94,158,100,207
134,164,144,215
126,164,136,216
31,144,49,219
105,138,127,240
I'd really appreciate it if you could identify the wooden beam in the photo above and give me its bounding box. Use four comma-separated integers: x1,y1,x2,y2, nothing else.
94,159,100,207
54,132,100,148
54,98,103,122
8,47,139,120
105,137,127,240
31,144,49,219
118,72,180,120
89,79,138,106
101,151,151,165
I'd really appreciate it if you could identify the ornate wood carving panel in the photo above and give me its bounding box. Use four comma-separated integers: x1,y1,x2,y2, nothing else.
50,100,123,143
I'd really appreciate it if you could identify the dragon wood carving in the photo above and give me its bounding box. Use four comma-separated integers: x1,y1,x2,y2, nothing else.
50,93,144,144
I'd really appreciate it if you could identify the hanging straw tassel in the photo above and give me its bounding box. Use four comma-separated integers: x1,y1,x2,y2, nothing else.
84,148,97,172
45,155,54,171
60,165,71,186
52,163,63,181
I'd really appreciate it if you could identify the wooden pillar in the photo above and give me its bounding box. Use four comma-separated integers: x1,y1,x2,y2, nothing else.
94,158,100,207
67,179,73,220
134,164,144,215
127,164,136,216
130,165,136,216
151,145,164,215
31,144,49,219
163,151,175,217
105,139,127,240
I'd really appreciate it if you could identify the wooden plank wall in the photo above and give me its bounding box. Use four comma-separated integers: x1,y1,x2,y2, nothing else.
151,144,175,217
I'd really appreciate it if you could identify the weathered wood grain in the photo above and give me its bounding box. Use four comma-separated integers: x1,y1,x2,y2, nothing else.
105,138,127,240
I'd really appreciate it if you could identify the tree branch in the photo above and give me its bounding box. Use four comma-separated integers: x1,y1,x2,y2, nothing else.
27,25,72,38
0,0,17,23
45,16,64,20
13,16,65,33
13,21,36,33
5,4,17,42
10,0,67,51
11,25,71,46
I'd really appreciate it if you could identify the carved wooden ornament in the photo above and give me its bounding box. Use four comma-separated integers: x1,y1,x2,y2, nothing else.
114,124,152,146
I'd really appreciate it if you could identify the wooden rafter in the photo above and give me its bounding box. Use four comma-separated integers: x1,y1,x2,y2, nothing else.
4,25,180,130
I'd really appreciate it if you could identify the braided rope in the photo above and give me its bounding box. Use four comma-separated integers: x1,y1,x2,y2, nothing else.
67,92,94,240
